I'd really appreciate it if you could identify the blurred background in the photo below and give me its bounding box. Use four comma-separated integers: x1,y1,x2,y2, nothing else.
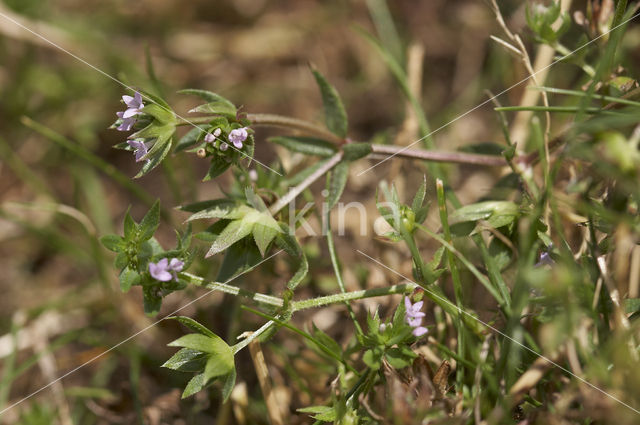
1,0,639,424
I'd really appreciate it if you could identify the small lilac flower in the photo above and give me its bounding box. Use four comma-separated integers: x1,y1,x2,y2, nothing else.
404,297,428,338
121,92,144,118
168,258,184,280
535,244,555,267
379,323,387,332
219,142,229,151
116,111,137,131
228,127,248,149
412,326,428,337
248,169,258,182
127,139,150,162
149,258,172,282
204,128,222,144
149,258,184,282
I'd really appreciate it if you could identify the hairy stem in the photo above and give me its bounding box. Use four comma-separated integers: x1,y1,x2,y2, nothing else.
370,144,507,166
291,283,415,311
268,151,343,215
246,113,344,144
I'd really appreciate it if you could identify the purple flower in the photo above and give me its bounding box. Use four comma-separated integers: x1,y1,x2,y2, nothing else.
228,127,248,149
204,128,222,144
404,297,428,338
149,258,184,282
127,139,150,162
412,326,428,337
116,92,144,132
116,111,137,131
535,244,555,267
219,142,229,151
122,92,144,118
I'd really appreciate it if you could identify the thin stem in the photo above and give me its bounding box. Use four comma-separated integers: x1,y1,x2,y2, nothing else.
291,283,415,311
325,192,364,335
241,306,360,375
495,106,604,113
182,272,285,308
436,180,466,386
246,113,344,144
268,151,343,215
370,144,507,166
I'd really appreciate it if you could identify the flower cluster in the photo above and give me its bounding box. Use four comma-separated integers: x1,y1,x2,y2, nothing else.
149,258,184,282
116,92,144,131
404,297,428,337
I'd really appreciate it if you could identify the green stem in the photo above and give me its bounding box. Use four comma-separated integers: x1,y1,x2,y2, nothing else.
241,306,360,375
291,284,414,311
325,194,364,335
436,180,466,386
531,86,640,107
182,273,285,307
495,106,604,113
269,152,343,215
415,224,505,306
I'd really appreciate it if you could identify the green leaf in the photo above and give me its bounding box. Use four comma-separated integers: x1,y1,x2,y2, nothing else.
123,209,136,240
169,335,234,380
449,201,519,225
269,136,337,157
161,348,208,372
342,142,372,161
206,210,267,257
411,175,427,213
168,316,216,338
118,266,140,292
311,68,348,138
385,347,417,369
204,351,234,382
141,103,175,125
311,324,342,359
221,368,236,403
625,299,640,314
327,161,349,210
169,334,218,353
203,156,231,181
253,223,279,257
182,373,205,399
180,89,237,118
363,348,382,370
297,405,336,422
186,202,253,222
216,237,263,282
114,252,128,269
275,223,309,290
138,200,160,241
100,234,124,252
143,287,162,316
135,132,173,178
174,127,203,153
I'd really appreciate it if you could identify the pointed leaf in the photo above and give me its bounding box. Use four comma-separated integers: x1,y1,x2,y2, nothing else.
327,161,349,210
411,175,427,213
138,200,160,241
182,373,205,398
221,368,236,403
206,214,257,257
162,348,208,372
342,142,372,161
168,316,216,338
119,266,140,292
100,234,124,252
311,68,348,138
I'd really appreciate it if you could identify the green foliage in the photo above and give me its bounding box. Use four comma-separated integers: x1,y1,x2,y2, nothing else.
164,317,235,399
311,68,349,138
